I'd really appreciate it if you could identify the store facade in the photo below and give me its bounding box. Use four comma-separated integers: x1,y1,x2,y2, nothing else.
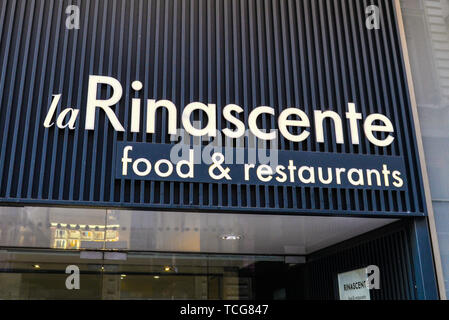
0,0,444,299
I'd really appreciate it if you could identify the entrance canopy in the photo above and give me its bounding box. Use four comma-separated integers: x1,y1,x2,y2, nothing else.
0,207,395,255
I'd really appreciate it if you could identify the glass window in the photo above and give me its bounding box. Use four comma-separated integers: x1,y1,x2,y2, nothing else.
0,248,286,300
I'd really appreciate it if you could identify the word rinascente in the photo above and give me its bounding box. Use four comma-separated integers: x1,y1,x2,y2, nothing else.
44,75,395,147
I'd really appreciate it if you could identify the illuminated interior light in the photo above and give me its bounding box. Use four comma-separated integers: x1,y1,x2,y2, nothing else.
221,234,242,240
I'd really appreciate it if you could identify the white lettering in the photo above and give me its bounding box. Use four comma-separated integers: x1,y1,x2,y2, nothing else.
85,75,124,131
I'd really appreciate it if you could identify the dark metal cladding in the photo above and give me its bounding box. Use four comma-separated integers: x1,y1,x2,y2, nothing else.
305,221,417,299
0,0,426,217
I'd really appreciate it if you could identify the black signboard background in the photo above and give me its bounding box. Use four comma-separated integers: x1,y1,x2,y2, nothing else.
0,0,426,217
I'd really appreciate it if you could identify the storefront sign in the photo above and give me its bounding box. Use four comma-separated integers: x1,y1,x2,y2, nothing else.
42,75,407,190
0,0,426,216
45,75,396,149
115,142,406,190
338,268,371,300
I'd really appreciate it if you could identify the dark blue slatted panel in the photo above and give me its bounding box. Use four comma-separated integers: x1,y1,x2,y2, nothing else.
0,0,426,217
305,221,417,300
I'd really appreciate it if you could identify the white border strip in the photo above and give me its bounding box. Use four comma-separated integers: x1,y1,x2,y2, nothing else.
394,0,446,300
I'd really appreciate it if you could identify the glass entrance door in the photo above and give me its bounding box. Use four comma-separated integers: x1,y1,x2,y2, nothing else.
0,249,103,299
0,248,287,300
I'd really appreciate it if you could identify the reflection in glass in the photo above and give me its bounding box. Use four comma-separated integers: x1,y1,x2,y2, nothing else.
0,249,287,300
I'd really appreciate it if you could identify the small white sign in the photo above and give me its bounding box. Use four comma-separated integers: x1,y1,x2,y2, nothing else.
338,268,370,300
